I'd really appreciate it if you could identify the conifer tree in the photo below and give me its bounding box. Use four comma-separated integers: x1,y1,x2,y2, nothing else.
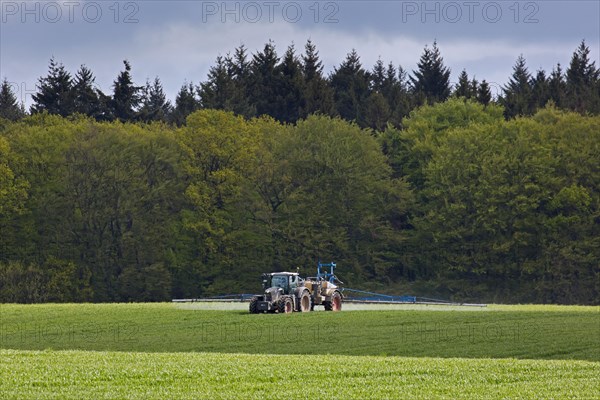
138,77,172,122
566,40,600,113
198,55,235,111
301,39,334,117
470,78,479,99
171,82,200,126
111,60,141,122
249,41,281,117
274,44,305,123
229,45,256,117
72,65,107,120
501,55,533,118
454,69,472,99
364,59,392,130
0,79,25,121
476,80,492,106
371,59,387,93
329,49,370,124
388,65,412,125
531,69,550,110
409,41,451,104
31,58,74,116
548,64,566,108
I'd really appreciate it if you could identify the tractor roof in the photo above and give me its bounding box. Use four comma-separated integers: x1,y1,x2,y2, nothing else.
266,272,300,276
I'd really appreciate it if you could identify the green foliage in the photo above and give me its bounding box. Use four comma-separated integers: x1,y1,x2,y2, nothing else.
0,136,28,215
413,106,599,303
0,99,598,303
0,258,91,302
380,98,504,185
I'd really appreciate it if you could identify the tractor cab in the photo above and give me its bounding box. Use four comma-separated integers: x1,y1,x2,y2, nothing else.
262,272,302,294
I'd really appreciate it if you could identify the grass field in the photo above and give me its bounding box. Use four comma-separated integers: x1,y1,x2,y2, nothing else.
1,303,599,399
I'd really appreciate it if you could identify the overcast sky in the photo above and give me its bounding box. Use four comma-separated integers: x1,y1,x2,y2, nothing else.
1,0,598,106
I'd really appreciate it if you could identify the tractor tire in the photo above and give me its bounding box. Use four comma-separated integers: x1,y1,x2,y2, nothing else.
249,297,260,314
324,291,342,312
278,296,294,314
298,291,312,312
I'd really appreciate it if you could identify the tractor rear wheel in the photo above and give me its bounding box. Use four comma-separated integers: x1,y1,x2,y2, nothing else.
324,292,342,311
298,291,312,312
278,296,294,314
249,297,259,314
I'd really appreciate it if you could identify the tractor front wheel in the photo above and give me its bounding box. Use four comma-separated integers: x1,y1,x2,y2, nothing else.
298,291,312,312
249,297,259,314
278,296,294,314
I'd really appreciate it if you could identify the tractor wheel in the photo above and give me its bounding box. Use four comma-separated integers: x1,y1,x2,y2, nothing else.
324,292,342,311
249,297,259,314
298,291,312,312
278,296,294,314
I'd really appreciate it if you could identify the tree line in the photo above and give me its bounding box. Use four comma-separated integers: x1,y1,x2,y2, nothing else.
1,40,599,128
1,101,598,304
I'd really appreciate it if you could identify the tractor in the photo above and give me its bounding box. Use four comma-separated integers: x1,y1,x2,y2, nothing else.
249,262,343,314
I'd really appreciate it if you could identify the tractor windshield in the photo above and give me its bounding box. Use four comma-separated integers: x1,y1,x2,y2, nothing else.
270,275,288,289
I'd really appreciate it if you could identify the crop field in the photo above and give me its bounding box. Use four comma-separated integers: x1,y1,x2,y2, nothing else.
1,303,599,399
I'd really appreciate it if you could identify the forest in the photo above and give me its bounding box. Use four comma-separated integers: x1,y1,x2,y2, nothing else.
0,40,598,304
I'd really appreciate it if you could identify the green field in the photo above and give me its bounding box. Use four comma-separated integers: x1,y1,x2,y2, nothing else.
1,303,599,399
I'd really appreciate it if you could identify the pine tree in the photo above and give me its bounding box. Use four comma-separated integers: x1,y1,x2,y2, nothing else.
301,39,334,117
383,62,399,100
171,82,200,126
409,41,451,104
364,59,392,130
31,58,74,116
72,65,108,120
371,59,386,93
249,41,281,118
476,80,492,106
274,44,305,123
501,55,533,118
228,45,255,118
566,40,600,113
470,78,479,99
364,91,390,131
138,77,172,122
388,65,412,126
302,39,322,81
111,60,141,122
454,69,472,99
548,64,566,108
531,69,550,110
329,49,370,124
198,55,235,111
0,79,25,121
